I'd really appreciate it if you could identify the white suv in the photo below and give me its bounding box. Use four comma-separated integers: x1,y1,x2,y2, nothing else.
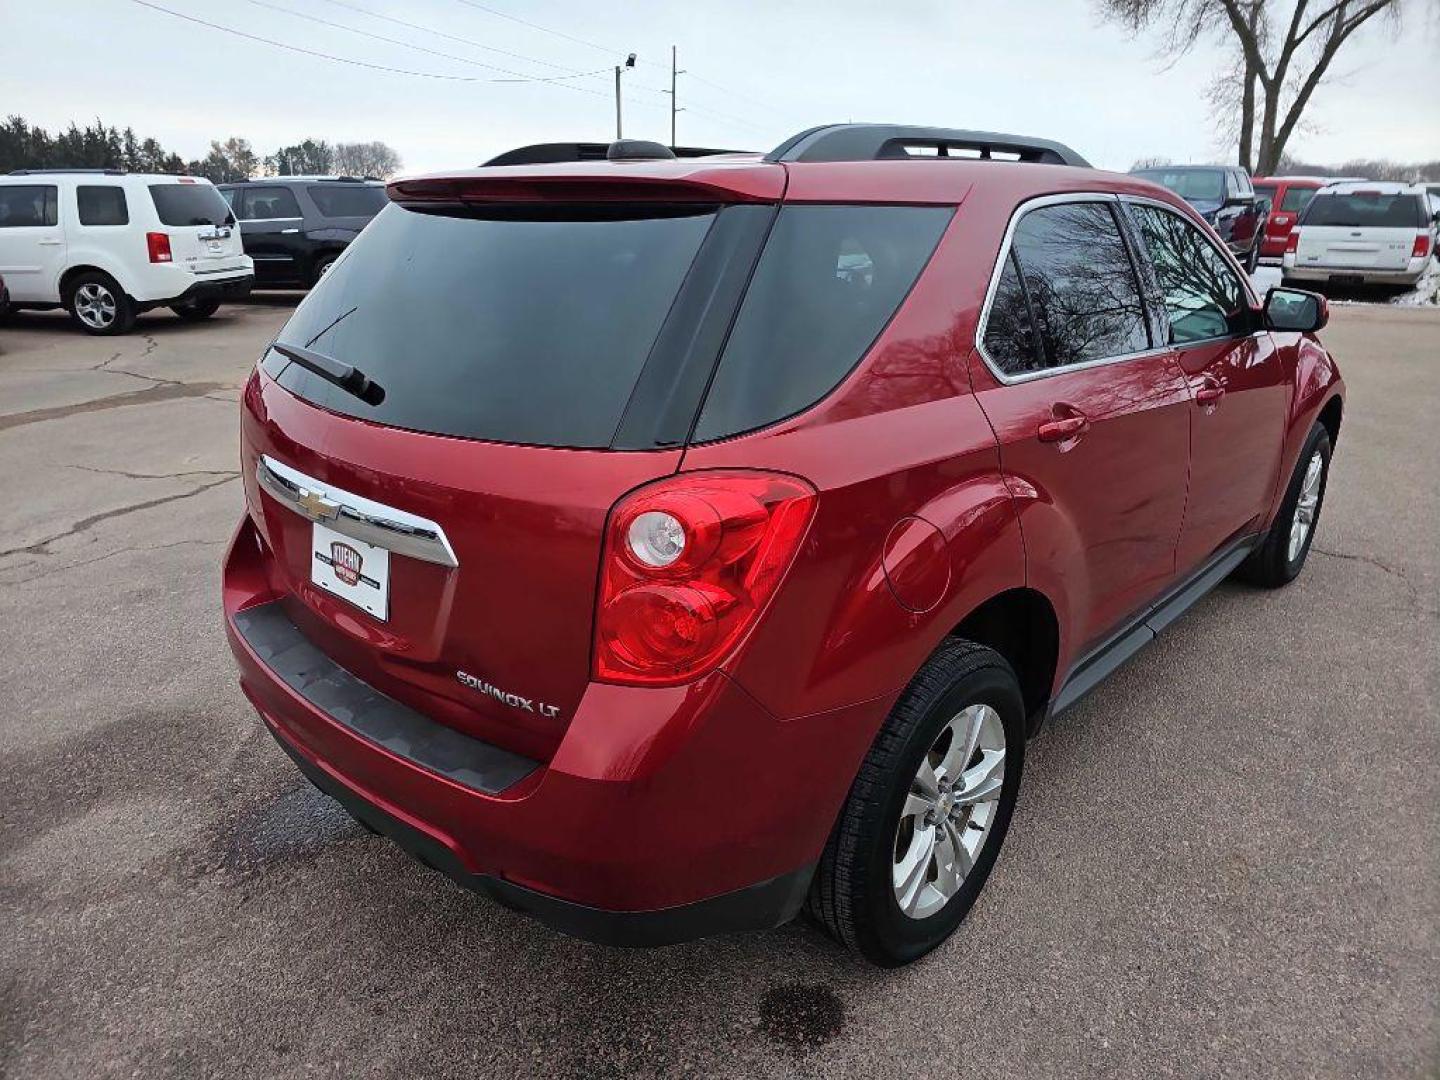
0,170,253,334
1283,181,1438,289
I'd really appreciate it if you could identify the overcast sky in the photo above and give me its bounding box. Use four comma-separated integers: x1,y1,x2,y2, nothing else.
2,0,1436,175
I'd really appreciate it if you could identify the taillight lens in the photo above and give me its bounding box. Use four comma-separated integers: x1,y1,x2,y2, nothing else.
146,231,172,263
594,471,817,686
1285,230,1301,254
1412,233,1431,259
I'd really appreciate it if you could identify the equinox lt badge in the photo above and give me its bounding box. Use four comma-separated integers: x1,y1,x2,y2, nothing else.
456,671,560,718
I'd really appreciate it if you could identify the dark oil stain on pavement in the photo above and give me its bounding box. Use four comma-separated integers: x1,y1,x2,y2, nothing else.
757,983,846,1051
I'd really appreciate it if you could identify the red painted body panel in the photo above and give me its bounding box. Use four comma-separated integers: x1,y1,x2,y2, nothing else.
1171,332,1290,573
1254,177,1325,258
223,152,1344,926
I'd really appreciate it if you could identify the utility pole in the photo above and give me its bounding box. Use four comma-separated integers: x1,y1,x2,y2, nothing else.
614,53,636,140
668,46,686,148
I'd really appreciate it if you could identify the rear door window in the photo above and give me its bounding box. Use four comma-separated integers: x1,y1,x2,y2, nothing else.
1302,192,1425,228
237,186,302,220
269,203,717,448
77,185,129,226
0,185,58,227
149,183,234,226
982,200,1150,374
1128,203,1247,344
306,184,387,218
692,204,951,440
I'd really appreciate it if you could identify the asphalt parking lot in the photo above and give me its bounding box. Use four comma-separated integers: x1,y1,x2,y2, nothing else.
1,298,1435,1079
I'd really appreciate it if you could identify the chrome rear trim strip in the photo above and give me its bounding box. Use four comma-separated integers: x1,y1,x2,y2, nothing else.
256,454,459,569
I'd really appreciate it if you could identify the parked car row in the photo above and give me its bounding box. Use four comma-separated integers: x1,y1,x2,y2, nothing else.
1132,164,1438,291
0,170,387,334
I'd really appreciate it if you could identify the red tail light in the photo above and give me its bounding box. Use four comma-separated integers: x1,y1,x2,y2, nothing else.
146,232,172,263
594,471,817,686
1285,230,1301,254
1412,233,1432,259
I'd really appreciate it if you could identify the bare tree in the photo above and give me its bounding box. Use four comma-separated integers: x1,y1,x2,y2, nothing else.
333,141,403,179
1096,0,1410,173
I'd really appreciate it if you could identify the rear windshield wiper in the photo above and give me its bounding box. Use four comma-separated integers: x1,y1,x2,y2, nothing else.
271,342,385,406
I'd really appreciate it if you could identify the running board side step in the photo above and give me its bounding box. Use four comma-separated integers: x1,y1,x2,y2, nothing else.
1049,538,1258,719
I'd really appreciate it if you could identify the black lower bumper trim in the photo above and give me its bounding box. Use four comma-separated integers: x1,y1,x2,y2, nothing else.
234,601,538,795
147,274,254,310
266,723,814,947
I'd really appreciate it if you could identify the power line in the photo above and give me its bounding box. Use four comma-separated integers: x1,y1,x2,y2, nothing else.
317,0,589,77
242,0,607,91
126,1,482,80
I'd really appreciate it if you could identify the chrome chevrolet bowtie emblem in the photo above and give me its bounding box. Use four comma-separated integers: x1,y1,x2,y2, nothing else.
296,488,340,521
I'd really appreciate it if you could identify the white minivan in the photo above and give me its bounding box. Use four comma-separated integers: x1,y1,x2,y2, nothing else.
1283,181,1438,289
0,170,253,334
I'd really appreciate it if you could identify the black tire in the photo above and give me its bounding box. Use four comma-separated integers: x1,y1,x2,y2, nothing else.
806,639,1026,966
170,298,221,321
308,253,338,288
65,271,137,336
1240,421,1332,587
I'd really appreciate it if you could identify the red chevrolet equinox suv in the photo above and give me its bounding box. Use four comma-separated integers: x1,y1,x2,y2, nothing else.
223,125,1344,966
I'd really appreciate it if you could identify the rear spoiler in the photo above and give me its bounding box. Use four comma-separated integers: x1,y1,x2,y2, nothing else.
388,164,784,207
482,142,747,167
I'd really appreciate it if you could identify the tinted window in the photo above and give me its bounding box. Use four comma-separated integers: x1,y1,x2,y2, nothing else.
149,183,233,226
237,186,302,220
1129,203,1247,345
77,185,129,226
693,204,950,440
269,203,715,448
0,185,57,227
1253,184,1277,205
1280,187,1315,213
1302,192,1425,228
1134,169,1226,202
307,184,387,218
982,251,1045,376
997,201,1149,371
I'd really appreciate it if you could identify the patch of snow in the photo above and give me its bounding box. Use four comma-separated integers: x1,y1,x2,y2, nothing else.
1249,265,1284,294
1393,260,1439,307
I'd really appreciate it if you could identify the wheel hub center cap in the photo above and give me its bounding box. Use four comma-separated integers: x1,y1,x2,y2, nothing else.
936,790,956,816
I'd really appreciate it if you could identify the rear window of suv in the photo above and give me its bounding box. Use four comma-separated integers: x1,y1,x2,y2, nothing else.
267,203,716,448
306,184,388,218
1302,192,1425,228
149,183,234,227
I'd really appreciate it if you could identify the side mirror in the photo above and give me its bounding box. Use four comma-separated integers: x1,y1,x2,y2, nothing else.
1264,287,1328,333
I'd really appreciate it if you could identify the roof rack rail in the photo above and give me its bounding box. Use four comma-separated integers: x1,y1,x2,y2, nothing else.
8,167,128,176
765,124,1091,168
482,142,747,167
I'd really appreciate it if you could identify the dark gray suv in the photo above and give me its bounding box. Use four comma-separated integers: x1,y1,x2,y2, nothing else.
217,177,387,288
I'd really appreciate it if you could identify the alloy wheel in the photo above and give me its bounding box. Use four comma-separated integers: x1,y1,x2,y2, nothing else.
1288,449,1324,562
74,283,117,329
893,703,1007,920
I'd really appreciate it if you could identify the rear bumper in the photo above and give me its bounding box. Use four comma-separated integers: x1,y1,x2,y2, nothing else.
145,273,254,310
222,516,885,945
1283,258,1428,286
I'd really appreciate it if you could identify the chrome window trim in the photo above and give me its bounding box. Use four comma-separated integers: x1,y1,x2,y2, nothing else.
256,454,459,569
973,192,1165,386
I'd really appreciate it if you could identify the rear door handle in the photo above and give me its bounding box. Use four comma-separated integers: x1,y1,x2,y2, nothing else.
1037,409,1089,443
1195,380,1226,406
38,239,63,246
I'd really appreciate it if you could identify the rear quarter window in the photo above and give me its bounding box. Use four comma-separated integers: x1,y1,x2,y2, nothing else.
692,204,951,441
1280,187,1315,213
77,185,129,226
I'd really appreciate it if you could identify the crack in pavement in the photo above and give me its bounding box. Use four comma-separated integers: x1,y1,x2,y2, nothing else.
70,465,239,483
1311,544,1436,618
0,537,226,586
0,380,229,432
0,475,238,559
